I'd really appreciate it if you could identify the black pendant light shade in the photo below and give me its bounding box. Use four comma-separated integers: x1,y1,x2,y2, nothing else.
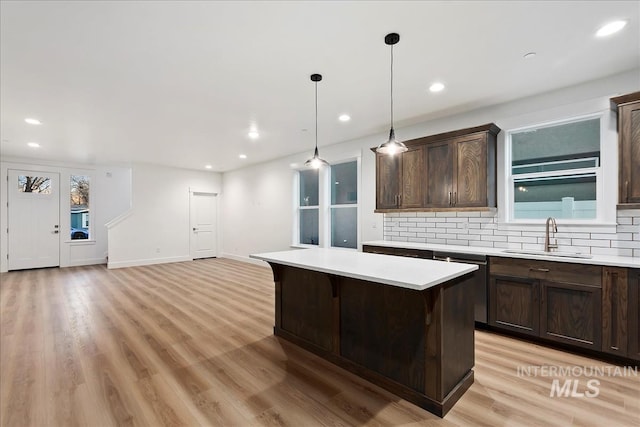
376,33,408,155
305,73,329,169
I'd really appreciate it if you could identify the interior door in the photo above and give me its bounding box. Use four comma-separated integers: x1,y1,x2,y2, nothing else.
7,169,60,270
190,191,218,259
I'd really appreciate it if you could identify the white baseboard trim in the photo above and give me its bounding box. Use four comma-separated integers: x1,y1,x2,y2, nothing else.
220,252,268,267
108,255,192,269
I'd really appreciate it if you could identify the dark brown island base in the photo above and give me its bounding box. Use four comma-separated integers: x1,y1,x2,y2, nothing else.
251,248,478,417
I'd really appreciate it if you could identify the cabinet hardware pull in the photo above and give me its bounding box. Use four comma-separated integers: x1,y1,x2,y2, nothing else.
454,192,457,206
449,191,452,206
398,194,402,206
530,267,550,272
626,180,630,202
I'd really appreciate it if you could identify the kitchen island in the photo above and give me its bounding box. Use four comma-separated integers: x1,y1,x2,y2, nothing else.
250,248,478,417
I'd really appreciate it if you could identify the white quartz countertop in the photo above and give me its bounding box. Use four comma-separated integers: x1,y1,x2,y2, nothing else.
250,248,478,291
362,240,640,268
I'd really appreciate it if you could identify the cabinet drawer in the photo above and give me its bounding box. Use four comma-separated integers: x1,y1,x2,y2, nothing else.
489,257,601,287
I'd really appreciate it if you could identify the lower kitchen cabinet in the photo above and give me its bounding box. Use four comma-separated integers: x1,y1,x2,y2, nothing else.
489,275,539,336
489,257,603,352
602,267,629,356
628,269,640,362
540,280,601,350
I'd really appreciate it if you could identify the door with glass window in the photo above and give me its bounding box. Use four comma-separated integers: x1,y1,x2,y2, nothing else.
7,170,60,270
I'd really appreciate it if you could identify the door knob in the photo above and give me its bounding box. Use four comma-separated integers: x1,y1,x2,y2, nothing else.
54,225,59,228
53,230,59,234
193,227,197,231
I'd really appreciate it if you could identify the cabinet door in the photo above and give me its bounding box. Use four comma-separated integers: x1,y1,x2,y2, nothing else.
376,153,400,209
489,275,539,336
628,269,640,361
602,267,628,356
619,101,640,204
540,281,601,350
454,134,488,207
425,140,453,207
400,146,424,208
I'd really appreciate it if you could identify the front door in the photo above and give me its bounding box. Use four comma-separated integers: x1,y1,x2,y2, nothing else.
7,169,60,270
190,191,217,259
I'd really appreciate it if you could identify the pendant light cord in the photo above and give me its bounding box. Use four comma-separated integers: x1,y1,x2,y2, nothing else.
315,80,318,151
390,43,394,129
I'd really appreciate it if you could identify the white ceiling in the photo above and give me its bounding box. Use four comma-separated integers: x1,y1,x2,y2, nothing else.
1,1,638,172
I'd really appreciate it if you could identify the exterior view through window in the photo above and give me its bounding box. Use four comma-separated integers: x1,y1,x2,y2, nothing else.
330,161,357,248
70,175,90,239
510,117,600,220
18,175,51,194
298,169,319,245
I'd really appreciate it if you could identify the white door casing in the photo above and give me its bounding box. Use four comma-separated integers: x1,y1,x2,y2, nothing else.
190,191,217,259
7,169,60,270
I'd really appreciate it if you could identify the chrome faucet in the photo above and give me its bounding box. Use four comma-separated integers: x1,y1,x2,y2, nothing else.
545,217,558,252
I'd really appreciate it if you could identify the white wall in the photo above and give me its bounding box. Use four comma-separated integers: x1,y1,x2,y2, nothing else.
220,69,639,262
0,158,132,272
107,163,222,268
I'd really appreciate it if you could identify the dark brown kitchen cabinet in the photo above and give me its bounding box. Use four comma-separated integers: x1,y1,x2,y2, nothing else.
611,92,640,207
540,280,601,350
374,123,500,212
602,267,628,356
489,274,540,336
400,146,425,208
376,153,400,209
489,257,602,351
362,245,433,259
628,269,640,361
375,146,424,209
425,140,453,207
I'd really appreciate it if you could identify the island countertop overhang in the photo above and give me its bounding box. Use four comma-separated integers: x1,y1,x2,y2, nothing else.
250,248,477,291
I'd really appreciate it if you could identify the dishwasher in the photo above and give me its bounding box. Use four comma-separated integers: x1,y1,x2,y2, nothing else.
433,251,488,324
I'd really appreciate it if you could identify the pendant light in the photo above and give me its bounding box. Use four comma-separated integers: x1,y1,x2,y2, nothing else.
305,73,329,168
376,33,408,155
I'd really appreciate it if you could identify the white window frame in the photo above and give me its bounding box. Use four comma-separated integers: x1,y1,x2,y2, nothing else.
329,158,360,250
505,113,605,224
292,157,361,249
70,173,93,241
294,169,321,247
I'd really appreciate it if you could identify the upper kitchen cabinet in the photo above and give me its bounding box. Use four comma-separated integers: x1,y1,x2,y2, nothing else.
611,92,640,207
374,123,500,212
375,145,424,209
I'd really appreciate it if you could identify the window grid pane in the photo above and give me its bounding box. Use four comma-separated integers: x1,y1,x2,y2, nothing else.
71,175,90,240
299,209,319,245
331,207,357,249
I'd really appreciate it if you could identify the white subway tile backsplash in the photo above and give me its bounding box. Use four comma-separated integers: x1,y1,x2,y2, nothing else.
383,210,640,257
571,239,610,248
611,240,640,249
481,235,508,242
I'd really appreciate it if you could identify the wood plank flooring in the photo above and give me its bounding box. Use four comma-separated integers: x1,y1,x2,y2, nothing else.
1,258,638,426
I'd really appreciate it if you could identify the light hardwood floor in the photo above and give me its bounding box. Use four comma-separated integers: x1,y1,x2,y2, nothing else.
1,258,638,426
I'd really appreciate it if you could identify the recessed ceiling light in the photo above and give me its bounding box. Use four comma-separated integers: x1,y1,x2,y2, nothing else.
523,52,537,59
596,20,627,37
248,131,259,139
27,142,40,148
429,82,445,93
338,114,351,122
239,154,247,159
24,118,42,125
205,164,212,169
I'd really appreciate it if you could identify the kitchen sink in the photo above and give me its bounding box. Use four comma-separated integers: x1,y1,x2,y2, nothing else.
502,249,593,259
